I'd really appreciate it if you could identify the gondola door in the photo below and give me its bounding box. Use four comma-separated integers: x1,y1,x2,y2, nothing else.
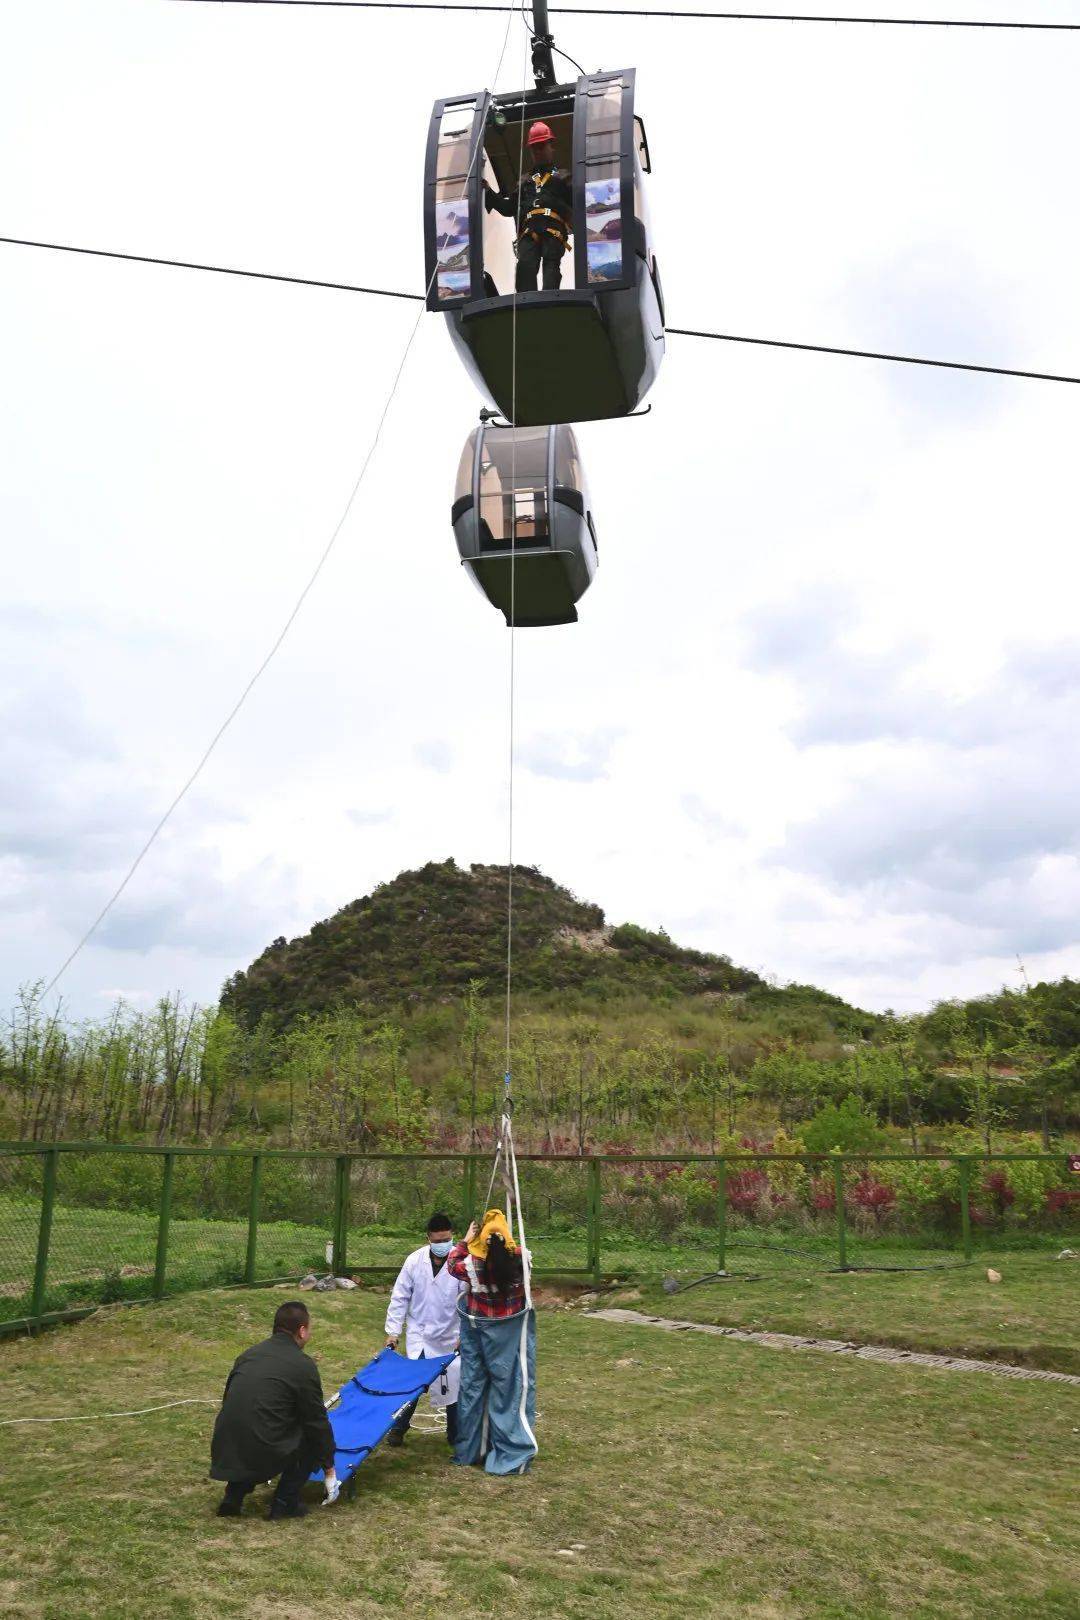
572,70,637,295
424,92,492,309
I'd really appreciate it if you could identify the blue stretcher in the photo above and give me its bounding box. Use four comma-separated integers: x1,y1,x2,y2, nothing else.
310,1347,458,1494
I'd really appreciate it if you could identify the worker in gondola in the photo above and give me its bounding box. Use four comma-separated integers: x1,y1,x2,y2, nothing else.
447,1210,538,1475
484,121,573,292
383,1211,465,1447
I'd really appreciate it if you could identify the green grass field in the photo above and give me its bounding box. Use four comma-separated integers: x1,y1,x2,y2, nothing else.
1,1280,1077,1619
633,1252,1080,1375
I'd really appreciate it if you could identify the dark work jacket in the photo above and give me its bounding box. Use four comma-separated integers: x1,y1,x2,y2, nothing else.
486,169,573,236
209,1331,336,1482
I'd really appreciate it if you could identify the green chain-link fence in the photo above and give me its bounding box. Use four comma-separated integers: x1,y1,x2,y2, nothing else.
0,1144,1075,1333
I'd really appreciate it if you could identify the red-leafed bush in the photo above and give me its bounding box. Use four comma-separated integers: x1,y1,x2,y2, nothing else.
727,1166,769,1214
849,1175,896,1222
1045,1186,1080,1219
983,1170,1015,1218
810,1177,836,1212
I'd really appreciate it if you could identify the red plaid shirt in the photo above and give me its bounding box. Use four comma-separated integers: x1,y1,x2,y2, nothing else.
446,1240,527,1319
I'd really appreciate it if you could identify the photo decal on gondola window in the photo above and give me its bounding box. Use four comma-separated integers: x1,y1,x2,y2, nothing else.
435,199,471,299
585,179,622,283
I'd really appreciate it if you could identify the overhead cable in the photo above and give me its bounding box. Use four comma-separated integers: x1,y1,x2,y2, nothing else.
168,0,1080,30
665,327,1080,386
4,234,1078,386
0,235,421,302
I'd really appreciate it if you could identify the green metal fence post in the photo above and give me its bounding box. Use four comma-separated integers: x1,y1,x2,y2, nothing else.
332,1156,350,1276
716,1157,728,1273
30,1147,59,1329
245,1153,262,1285
959,1156,973,1262
587,1157,602,1284
153,1151,175,1300
833,1155,848,1271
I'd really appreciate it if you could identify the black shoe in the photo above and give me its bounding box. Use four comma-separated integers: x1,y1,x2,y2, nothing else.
216,1498,243,1518
385,1429,406,1447
267,1500,309,1521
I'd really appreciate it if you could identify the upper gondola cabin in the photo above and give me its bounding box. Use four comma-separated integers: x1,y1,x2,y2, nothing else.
423,71,664,427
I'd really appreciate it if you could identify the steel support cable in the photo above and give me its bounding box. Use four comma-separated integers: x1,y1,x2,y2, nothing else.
4,236,1078,386
664,325,1080,384
0,235,421,300
168,0,1080,30
31,12,517,998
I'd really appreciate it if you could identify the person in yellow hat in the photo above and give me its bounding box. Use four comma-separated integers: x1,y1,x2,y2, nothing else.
446,1210,537,1474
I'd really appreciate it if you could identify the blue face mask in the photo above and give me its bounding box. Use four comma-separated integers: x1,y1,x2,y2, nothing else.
429,1239,452,1258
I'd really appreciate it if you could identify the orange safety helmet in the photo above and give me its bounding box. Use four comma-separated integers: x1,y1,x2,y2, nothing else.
527,120,555,148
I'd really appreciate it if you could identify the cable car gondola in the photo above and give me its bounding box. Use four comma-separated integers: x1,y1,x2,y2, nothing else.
451,419,598,625
424,60,665,427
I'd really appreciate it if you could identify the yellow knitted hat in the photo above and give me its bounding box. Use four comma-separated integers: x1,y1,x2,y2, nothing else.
467,1207,519,1259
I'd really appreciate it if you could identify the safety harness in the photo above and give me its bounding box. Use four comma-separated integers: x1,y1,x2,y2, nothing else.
482,1088,532,1314
520,173,571,251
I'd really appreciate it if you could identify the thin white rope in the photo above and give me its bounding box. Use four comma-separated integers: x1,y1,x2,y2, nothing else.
0,1398,218,1427
485,1122,504,1207
507,1113,532,1311
503,27,530,1086
41,9,516,1002
506,1110,538,1462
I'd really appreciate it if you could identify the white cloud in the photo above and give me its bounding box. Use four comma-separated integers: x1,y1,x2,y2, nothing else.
519,728,621,782
414,740,454,774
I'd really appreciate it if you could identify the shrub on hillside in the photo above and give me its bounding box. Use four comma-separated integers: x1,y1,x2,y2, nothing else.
762,1129,810,1199
998,1158,1058,1222
801,1095,880,1154
890,1158,961,1227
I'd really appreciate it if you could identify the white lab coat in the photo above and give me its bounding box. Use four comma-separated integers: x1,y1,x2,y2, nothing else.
385,1246,465,1407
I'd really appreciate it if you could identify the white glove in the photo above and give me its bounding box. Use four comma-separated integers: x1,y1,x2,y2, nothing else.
322,1469,341,1506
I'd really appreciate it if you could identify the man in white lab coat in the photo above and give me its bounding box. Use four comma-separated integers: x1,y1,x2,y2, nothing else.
384,1212,466,1445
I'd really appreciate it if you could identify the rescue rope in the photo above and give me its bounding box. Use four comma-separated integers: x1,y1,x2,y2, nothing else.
502,13,530,1093
0,1398,218,1427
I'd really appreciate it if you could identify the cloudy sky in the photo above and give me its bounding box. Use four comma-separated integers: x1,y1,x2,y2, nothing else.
3,0,1080,1018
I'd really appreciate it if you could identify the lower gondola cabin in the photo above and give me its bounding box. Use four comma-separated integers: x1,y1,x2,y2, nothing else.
451,421,598,625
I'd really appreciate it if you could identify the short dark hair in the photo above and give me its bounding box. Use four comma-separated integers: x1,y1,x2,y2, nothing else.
427,1211,453,1234
273,1301,310,1336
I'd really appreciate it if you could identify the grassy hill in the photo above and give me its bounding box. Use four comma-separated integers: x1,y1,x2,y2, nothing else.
220,858,824,1032
7,862,1076,1152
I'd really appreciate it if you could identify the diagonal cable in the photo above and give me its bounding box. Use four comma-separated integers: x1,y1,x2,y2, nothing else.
35,14,516,998
4,236,1078,385
167,0,1080,30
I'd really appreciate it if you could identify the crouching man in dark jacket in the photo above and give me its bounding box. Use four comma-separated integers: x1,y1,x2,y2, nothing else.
210,1300,337,1520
